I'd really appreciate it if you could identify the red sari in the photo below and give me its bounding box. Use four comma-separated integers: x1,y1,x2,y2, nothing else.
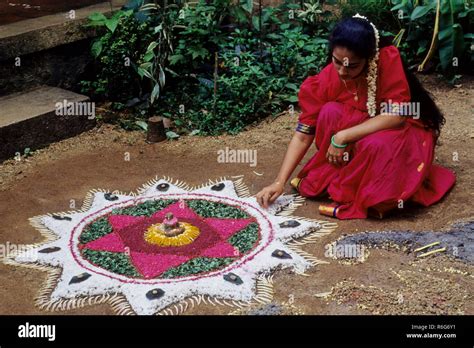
295,45,456,219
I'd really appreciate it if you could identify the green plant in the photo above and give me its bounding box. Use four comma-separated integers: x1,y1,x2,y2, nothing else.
339,0,401,33
80,0,331,135
168,0,230,72
298,0,324,25
159,23,329,136
207,51,283,134
390,0,473,83
136,38,167,106
151,50,280,135
80,9,153,102
86,9,134,36
132,1,182,107
265,26,328,82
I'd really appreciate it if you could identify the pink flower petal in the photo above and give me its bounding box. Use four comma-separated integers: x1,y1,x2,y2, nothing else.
108,215,145,230
84,232,126,253
203,218,254,239
130,251,191,278
150,201,201,221
200,241,239,258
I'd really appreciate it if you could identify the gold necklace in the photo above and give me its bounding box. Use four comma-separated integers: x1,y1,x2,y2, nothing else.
342,78,359,102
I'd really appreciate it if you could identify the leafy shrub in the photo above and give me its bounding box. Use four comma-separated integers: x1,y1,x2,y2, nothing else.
80,0,336,135
390,0,473,83
80,11,153,102
265,25,328,83
168,0,229,73
153,25,329,135
338,0,401,33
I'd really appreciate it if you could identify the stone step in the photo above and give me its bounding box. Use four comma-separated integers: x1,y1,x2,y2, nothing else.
0,1,127,61
0,86,96,162
0,1,106,25
0,0,127,96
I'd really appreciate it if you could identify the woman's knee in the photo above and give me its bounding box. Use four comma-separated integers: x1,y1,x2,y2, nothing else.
356,131,391,153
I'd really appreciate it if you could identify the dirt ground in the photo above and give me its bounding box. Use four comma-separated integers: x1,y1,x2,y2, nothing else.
0,74,472,315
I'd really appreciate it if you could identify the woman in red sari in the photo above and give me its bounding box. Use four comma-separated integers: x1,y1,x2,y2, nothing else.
256,15,456,219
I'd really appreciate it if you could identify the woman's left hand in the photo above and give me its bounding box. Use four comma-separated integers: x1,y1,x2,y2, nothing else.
326,132,348,166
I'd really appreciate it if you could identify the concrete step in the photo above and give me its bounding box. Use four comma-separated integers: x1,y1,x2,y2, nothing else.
0,1,126,96
0,1,106,25
0,1,126,61
0,86,96,162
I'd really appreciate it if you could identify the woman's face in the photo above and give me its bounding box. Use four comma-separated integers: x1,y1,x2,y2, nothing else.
332,46,367,81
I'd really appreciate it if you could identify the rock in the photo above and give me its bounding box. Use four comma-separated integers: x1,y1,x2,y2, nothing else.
39,247,61,253
146,288,165,300
52,214,72,221
223,272,243,285
272,249,292,259
104,193,118,201
156,183,170,192
211,183,225,191
279,220,301,228
69,272,91,284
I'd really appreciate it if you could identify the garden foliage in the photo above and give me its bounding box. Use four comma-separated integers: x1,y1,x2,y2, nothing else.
81,0,473,135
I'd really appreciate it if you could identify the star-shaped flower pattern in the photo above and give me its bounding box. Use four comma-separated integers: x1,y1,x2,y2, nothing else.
82,201,255,278
5,176,336,315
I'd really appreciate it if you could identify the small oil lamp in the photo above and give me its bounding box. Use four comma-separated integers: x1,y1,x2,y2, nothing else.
162,213,185,237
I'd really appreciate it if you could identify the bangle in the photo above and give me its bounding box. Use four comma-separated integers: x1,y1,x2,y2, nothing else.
331,135,347,148
296,122,316,135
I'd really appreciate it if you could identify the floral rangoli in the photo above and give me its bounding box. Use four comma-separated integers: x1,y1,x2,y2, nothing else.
4,176,337,315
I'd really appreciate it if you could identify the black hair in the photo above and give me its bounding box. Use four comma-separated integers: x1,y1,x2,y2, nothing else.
326,17,445,136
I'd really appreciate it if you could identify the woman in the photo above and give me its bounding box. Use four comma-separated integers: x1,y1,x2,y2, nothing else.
256,14,456,219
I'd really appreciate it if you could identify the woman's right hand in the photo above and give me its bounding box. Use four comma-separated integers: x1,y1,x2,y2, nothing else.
255,131,313,209
256,182,284,209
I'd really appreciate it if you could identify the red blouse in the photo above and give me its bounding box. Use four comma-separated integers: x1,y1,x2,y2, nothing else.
297,45,412,132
